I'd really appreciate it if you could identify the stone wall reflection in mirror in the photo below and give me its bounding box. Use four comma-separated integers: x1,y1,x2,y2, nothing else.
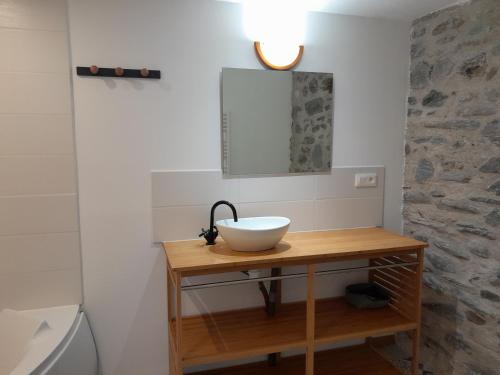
222,68,334,176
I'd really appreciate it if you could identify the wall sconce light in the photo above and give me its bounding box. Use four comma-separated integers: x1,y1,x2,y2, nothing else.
244,0,306,71
254,41,304,70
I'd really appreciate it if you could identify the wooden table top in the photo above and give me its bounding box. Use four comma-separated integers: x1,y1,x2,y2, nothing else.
162,227,426,274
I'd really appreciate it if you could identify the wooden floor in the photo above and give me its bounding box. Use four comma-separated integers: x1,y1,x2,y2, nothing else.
190,344,403,375
175,297,416,366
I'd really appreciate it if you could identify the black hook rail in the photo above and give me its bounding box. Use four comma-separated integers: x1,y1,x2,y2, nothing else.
76,66,161,79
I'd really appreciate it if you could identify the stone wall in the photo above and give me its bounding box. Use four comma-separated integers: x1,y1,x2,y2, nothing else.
289,72,333,173
403,0,500,374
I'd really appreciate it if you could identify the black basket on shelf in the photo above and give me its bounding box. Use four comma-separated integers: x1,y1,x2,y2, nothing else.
345,283,390,309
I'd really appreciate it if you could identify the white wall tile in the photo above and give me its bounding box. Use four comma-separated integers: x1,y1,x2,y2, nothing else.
0,268,81,310
152,170,239,207
0,114,74,155
0,0,68,31
0,156,76,195
152,168,385,240
153,204,240,242
0,194,79,236
238,200,315,232
316,167,385,199
0,0,81,311
314,197,384,230
0,29,13,71
4,29,70,73
238,175,316,203
0,72,71,114
0,232,80,274
0,28,69,73
153,200,317,242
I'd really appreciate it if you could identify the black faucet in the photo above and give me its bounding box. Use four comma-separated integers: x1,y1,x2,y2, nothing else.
199,200,238,245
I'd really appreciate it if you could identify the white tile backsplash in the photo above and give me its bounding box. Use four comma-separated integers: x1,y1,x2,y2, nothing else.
152,167,384,242
239,174,316,203
238,200,315,232
153,203,241,242
153,205,207,242
152,170,239,207
313,197,384,230
316,166,385,199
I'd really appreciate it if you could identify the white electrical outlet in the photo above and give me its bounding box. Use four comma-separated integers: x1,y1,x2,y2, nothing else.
355,173,377,188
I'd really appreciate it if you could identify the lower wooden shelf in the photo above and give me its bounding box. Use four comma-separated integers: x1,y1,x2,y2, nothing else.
174,297,416,367
190,344,403,375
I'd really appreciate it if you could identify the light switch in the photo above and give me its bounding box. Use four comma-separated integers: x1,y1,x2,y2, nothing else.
355,173,377,188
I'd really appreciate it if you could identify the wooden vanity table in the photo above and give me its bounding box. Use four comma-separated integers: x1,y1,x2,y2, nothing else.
162,227,427,375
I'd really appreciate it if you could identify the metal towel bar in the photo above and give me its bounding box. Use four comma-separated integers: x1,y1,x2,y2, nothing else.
181,261,418,291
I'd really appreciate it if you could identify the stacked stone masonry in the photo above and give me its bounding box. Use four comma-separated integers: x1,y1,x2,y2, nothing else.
289,72,333,173
403,0,500,374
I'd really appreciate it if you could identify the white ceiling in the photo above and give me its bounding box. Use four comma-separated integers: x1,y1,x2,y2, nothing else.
219,0,463,22
317,0,462,21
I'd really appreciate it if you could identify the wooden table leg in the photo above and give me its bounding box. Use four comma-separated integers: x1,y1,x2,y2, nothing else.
167,264,174,375
267,268,282,366
306,264,315,375
175,272,183,375
169,342,175,375
411,249,424,375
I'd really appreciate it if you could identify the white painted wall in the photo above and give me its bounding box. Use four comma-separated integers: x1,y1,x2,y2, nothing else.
0,0,81,310
223,68,292,175
67,0,410,373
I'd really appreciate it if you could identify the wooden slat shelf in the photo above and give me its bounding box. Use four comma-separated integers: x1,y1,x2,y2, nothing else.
191,344,403,375
174,297,416,367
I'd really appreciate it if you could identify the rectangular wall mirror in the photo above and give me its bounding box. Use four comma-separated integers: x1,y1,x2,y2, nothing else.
221,68,334,176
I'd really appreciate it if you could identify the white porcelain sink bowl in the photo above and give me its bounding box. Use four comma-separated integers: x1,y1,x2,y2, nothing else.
216,216,290,252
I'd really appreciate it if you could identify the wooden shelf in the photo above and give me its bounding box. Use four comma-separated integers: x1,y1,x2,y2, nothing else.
191,344,403,375
175,297,416,367
163,227,426,275
176,300,305,367
315,298,417,345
